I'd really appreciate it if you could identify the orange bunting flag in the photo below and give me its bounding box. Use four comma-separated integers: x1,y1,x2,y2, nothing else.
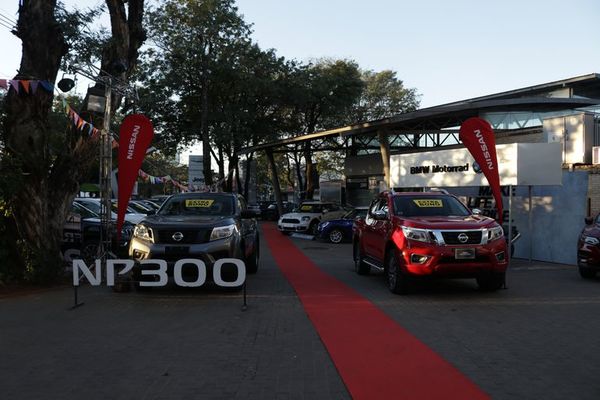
21,80,30,94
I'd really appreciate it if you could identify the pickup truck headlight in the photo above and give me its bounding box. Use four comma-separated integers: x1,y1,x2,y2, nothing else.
210,224,237,241
133,224,154,243
488,226,504,242
401,226,431,243
583,236,600,245
301,216,311,222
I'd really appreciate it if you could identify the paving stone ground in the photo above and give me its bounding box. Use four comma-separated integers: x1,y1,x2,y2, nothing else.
2,224,600,400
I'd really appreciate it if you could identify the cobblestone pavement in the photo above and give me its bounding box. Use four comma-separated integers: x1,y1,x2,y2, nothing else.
2,225,600,400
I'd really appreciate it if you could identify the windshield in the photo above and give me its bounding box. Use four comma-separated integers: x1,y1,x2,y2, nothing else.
393,195,470,217
158,195,235,216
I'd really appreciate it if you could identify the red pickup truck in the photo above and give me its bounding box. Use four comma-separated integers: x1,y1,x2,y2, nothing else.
353,191,508,294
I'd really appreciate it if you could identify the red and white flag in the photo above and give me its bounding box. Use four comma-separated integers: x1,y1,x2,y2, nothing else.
459,117,503,223
117,114,154,237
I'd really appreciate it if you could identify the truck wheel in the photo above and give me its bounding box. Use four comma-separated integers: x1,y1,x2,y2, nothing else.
476,272,505,291
353,242,370,275
328,229,343,244
578,266,597,279
386,250,410,294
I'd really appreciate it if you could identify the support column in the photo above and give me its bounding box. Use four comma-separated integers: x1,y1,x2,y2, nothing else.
378,129,391,190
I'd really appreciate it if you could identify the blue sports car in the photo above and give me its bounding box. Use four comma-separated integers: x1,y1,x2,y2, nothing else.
317,207,369,243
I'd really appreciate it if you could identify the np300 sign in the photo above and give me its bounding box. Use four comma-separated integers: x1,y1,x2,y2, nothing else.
72,258,246,287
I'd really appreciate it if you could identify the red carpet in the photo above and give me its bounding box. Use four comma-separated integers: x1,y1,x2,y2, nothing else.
262,224,489,400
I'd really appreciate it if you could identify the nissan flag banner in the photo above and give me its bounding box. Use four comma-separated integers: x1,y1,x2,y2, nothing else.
459,117,503,223
117,114,154,238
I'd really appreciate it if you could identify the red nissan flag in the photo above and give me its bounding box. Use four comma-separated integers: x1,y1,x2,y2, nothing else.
459,117,503,224
117,114,154,237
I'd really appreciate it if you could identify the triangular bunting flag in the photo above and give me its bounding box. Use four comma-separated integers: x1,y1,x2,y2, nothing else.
9,80,19,93
77,118,84,130
87,124,94,136
30,80,39,94
79,121,86,131
21,80,30,94
39,81,54,93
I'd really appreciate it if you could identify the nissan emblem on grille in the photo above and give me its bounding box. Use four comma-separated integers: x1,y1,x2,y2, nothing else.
172,232,184,242
458,233,469,243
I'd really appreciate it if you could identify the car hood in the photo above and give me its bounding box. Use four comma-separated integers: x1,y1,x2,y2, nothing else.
141,214,235,228
280,212,320,220
397,215,497,230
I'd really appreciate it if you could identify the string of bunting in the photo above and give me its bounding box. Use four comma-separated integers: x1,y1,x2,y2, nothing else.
138,169,189,192
1,78,191,192
0,79,54,95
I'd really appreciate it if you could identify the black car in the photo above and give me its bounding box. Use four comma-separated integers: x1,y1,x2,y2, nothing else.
128,192,259,288
261,201,297,221
62,202,134,263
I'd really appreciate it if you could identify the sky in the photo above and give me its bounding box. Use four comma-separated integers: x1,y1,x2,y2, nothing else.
1,0,599,157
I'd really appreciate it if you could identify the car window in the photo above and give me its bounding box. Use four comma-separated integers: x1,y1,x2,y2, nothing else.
393,195,470,217
158,195,235,216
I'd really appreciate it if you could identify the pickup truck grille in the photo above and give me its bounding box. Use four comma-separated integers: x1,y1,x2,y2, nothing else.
156,228,212,244
441,231,483,245
281,218,300,224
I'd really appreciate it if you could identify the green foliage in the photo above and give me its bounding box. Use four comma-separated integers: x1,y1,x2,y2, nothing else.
353,69,420,122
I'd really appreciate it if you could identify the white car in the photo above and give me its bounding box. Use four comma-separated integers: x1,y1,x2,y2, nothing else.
278,202,347,235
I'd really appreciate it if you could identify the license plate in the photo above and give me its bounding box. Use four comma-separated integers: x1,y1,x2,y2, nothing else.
455,248,476,259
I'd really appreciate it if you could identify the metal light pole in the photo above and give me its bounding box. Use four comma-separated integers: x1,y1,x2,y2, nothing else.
99,77,113,259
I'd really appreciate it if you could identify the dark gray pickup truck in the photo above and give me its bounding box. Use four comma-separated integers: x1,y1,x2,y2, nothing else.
128,192,259,287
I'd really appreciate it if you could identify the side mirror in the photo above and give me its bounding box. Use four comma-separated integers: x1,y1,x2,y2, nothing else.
371,210,388,220
241,210,255,219
585,216,594,225
472,208,482,215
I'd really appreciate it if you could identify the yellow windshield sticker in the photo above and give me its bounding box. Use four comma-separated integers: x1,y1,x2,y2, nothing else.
185,199,215,208
413,199,443,207
300,205,312,211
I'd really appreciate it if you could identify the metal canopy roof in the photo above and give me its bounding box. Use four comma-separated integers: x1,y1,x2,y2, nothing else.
238,74,600,155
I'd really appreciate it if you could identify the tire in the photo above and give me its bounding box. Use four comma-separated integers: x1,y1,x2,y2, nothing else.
328,229,344,244
477,272,505,291
308,220,319,236
245,238,260,274
353,241,370,275
386,250,410,294
578,266,597,279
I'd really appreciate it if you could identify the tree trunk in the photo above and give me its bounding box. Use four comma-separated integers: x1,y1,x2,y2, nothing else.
3,0,70,281
2,0,146,282
304,142,315,200
266,149,283,216
243,153,254,200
